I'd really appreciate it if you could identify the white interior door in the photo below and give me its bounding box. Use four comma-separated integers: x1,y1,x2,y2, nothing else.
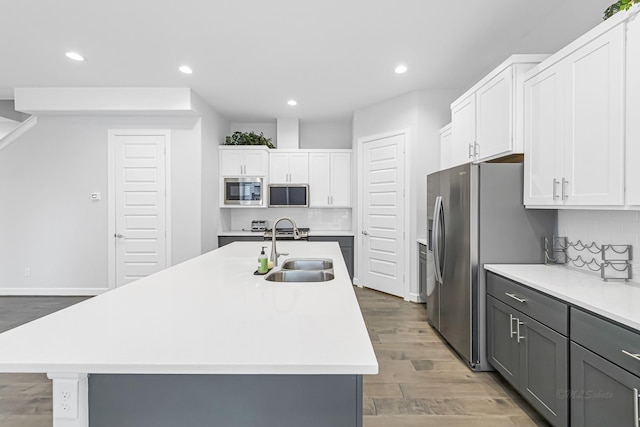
361,134,405,297
111,131,168,287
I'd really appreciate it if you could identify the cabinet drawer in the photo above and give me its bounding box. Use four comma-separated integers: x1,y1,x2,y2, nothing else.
487,272,568,335
571,308,640,378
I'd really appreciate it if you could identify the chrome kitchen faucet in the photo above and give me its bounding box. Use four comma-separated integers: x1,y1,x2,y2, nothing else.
270,217,301,267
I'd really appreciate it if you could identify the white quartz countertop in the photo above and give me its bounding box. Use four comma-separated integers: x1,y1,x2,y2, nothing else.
218,230,355,237
417,238,427,246
485,264,640,332
0,242,377,375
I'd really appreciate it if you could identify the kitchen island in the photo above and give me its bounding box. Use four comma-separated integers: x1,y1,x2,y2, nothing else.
0,241,377,427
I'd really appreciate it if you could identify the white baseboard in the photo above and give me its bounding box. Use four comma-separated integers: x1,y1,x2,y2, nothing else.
0,287,109,296
406,292,425,303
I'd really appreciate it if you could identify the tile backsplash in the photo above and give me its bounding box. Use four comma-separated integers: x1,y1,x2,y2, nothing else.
557,210,640,281
221,208,352,232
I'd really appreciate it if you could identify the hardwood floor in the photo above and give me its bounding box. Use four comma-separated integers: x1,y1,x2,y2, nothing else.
0,291,548,426
355,287,549,427
0,296,88,427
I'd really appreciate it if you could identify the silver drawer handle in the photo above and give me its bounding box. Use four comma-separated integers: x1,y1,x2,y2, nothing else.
517,320,525,343
420,251,427,256
623,350,640,362
505,293,526,303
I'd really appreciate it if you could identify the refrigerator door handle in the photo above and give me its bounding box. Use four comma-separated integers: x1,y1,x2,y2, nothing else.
438,197,446,281
432,196,443,284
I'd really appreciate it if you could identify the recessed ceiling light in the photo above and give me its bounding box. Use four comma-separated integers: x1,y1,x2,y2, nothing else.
287,100,297,106
394,64,408,74
65,52,85,62
179,65,193,74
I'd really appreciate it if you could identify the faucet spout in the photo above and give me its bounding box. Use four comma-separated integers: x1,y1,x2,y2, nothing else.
270,217,300,267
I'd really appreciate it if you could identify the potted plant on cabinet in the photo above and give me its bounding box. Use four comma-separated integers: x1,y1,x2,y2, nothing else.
224,131,275,149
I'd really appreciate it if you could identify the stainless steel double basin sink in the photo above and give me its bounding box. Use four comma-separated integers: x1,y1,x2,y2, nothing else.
265,258,335,282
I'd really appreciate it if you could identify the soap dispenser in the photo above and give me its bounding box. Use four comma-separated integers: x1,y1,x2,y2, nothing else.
258,246,269,274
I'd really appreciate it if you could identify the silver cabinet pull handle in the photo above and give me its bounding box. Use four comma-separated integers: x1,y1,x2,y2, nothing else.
553,178,560,200
562,177,569,200
468,144,474,158
517,320,525,343
474,142,479,158
623,350,640,362
505,293,526,303
509,314,517,339
420,251,427,256
634,388,639,427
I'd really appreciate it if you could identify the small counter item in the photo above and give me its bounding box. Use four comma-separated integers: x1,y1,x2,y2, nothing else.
258,246,268,274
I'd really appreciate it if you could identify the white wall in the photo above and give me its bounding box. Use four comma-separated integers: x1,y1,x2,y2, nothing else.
196,98,230,254
0,115,207,295
557,210,640,281
351,89,456,301
300,119,352,149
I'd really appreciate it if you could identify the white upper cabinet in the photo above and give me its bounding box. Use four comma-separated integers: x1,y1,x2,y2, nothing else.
476,66,513,160
269,151,309,183
308,151,351,208
523,65,565,206
524,19,626,207
220,147,269,177
439,123,452,170
626,10,640,206
447,55,548,170
450,94,476,167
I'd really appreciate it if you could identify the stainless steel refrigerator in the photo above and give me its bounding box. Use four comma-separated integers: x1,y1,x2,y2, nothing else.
426,163,555,371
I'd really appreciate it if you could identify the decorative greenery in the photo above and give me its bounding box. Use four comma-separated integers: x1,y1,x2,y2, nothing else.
224,131,275,149
604,0,638,19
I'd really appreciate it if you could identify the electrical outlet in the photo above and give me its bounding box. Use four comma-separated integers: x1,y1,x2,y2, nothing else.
53,379,78,419
24,268,30,277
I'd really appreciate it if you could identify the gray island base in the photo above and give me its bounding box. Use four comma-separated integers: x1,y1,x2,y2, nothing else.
89,374,363,427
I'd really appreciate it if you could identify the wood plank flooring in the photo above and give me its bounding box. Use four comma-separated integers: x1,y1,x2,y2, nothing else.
0,291,548,426
0,296,88,427
355,287,549,427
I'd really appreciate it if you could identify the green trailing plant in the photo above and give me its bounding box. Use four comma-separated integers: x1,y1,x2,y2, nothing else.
224,131,275,149
604,0,639,19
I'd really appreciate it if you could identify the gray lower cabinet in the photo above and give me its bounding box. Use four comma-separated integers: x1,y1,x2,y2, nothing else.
570,308,640,427
570,342,640,427
218,235,263,247
308,236,354,281
418,243,427,300
487,273,569,427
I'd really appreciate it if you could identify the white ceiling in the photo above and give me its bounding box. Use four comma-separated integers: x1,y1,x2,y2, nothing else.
0,0,614,121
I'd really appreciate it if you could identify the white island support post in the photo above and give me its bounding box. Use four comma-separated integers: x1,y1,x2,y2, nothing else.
46,373,89,427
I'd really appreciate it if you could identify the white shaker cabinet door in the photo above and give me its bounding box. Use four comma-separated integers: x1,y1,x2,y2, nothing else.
287,152,309,183
269,152,289,183
220,149,245,176
309,152,331,207
524,65,565,206
451,93,476,166
563,24,625,206
476,66,513,161
439,124,452,171
242,149,269,176
627,11,640,205
330,152,351,207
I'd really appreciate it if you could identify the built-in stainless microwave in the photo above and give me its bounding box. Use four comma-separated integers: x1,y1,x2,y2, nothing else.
224,177,263,206
268,184,309,207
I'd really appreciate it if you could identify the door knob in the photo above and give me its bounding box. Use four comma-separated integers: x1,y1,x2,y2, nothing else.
362,230,369,236
114,233,125,238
